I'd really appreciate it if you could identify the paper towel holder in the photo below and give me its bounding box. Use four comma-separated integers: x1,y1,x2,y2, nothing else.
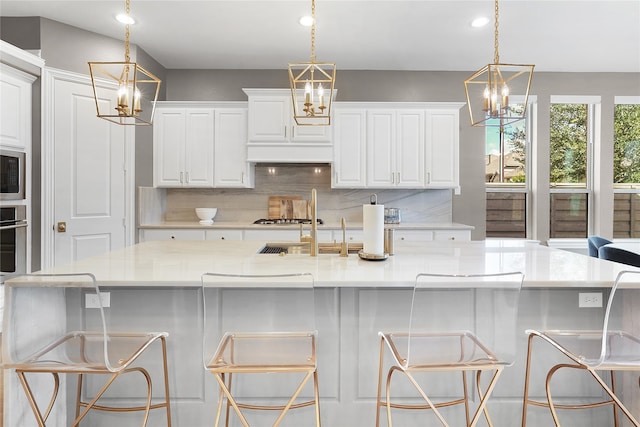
370,194,378,205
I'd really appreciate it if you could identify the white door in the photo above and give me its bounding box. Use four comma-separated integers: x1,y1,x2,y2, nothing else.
153,108,187,187
395,109,425,188
52,76,127,266
367,110,395,187
214,108,250,187
184,108,214,187
332,108,367,188
425,109,459,188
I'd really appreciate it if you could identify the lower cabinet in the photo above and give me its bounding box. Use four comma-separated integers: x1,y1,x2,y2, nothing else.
139,227,470,243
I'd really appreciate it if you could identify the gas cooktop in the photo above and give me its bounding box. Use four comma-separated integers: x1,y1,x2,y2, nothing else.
253,218,324,225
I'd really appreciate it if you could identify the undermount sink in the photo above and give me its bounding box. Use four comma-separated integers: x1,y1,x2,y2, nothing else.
258,242,363,255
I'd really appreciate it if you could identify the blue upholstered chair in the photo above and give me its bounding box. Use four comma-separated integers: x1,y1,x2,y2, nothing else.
598,245,640,268
587,235,612,257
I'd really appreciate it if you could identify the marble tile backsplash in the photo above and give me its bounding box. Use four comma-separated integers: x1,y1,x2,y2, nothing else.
143,164,452,225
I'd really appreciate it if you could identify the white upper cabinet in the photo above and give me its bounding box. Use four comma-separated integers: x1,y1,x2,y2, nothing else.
332,108,367,188
244,89,333,163
366,109,425,188
425,108,460,189
1,63,37,150
331,102,462,190
153,107,214,188
214,108,254,188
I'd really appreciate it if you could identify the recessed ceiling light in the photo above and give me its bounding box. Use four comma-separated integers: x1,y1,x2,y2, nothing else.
116,14,135,25
471,17,489,28
299,15,314,27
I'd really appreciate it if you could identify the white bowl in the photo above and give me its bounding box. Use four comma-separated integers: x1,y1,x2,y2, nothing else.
195,208,217,225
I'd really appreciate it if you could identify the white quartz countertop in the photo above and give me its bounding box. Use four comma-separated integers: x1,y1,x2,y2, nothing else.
11,239,640,289
138,221,475,230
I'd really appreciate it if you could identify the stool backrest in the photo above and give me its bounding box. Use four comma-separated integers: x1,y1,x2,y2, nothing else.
405,272,524,368
597,270,640,366
200,272,316,370
598,245,640,268
588,235,612,257
2,273,118,371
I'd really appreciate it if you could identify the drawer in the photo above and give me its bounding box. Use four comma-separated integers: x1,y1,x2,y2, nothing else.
140,229,205,241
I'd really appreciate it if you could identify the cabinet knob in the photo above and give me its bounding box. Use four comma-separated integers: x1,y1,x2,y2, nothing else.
221,236,226,240
171,235,176,240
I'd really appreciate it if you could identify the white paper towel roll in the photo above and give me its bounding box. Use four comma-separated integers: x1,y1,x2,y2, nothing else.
363,204,384,255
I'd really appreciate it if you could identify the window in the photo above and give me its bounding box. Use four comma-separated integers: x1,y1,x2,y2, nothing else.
485,103,531,238
549,98,598,238
613,99,640,238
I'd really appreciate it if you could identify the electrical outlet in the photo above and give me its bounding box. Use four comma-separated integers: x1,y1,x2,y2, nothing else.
579,292,602,308
85,292,111,308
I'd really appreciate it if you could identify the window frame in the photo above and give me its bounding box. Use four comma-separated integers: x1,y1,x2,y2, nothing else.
548,95,601,238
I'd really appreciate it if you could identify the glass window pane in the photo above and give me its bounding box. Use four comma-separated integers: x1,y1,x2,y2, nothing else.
549,104,588,186
486,192,526,238
549,193,588,238
613,104,640,185
614,193,640,238
485,105,526,184
613,103,640,238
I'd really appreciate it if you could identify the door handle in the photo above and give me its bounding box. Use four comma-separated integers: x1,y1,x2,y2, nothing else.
57,222,67,233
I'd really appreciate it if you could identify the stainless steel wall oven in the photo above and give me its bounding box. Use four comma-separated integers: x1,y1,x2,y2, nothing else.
0,205,27,274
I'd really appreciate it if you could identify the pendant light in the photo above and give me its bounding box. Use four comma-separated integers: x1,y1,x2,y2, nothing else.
288,0,336,126
464,0,534,127
88,0,161,126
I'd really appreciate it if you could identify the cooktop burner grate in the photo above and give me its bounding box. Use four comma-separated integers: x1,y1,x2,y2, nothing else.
253,218,324,225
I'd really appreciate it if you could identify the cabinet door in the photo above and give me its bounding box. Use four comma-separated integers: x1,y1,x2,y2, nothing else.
395,110,425,188
214,108,252,188
366,110,395,187
248,96,290,142
0,64,33,150
153,108,186,187
425,109,459,189
332,109,367,188
184,109,214,187
291,122,331,142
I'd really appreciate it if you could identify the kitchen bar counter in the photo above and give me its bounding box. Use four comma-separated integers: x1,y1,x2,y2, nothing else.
10,239,639,288
5,239,640,427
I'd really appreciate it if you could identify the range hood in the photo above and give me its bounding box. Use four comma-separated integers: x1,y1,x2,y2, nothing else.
247,142,333,164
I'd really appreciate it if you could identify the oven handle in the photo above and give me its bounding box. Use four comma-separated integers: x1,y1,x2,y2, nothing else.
0,220,28,231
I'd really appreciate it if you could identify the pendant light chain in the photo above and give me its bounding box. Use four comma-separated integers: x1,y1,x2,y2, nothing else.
310,0,316,62
493,0,500,64
124,0,131,62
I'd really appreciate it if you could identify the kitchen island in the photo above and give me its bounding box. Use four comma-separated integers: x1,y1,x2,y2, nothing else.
5,239,640,426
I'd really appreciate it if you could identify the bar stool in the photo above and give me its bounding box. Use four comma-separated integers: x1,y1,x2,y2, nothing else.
375,271,524,427
599,245,640,268
588,235,612,257
201,272,320,427
2,273,172,426
521,270,640,426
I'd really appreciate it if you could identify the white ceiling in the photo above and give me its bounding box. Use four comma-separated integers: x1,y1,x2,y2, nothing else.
1,0,639,72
